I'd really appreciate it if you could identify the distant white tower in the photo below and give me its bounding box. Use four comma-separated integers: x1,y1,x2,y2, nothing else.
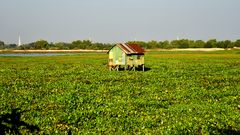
18,35,21,46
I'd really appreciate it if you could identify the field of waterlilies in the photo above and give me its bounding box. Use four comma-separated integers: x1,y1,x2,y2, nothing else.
0,50,240,134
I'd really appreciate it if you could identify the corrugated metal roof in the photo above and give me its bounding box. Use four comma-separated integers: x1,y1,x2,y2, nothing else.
108,43,144,54
127,44,145,54
119,43,144,54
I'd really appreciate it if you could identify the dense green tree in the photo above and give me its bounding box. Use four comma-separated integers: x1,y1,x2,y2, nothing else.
217,40,233,48
34,40,49,49
19,42,35,50
193,40,205,48
163,40,169,49
53,42,68,50
91,43,113,50
216,41,224,48
205,39,217,48
179,39,190,48
187,40,195,48
158,40,170,49
170,40,178,48
19,45,27,50
147,40,159,49
227,41,235,48
72,40,82,49
234,39,240,47
171,39,190,48
71,40,92,49
7,44,17,49
0,41,4,49
82,40,92,49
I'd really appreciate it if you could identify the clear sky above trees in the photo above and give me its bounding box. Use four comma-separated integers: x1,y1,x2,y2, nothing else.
0,0,240,44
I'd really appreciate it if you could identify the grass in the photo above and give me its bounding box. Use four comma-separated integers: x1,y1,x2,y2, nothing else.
0,50,240,134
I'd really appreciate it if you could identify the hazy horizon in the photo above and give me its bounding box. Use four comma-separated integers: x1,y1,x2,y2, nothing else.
1,0,240,44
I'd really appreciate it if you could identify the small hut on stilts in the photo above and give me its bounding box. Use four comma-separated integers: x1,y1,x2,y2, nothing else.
108,43,145,71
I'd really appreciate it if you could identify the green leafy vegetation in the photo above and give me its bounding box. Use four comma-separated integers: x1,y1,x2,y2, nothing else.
0,50,240,134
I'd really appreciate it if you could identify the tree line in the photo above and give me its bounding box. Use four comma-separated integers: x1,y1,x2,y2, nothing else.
1,39,240,50
128,39,240,49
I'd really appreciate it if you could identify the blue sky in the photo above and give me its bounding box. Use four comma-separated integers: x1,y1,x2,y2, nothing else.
0,0,240,44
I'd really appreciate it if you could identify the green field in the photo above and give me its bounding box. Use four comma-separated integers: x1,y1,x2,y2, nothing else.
0,50,240,134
